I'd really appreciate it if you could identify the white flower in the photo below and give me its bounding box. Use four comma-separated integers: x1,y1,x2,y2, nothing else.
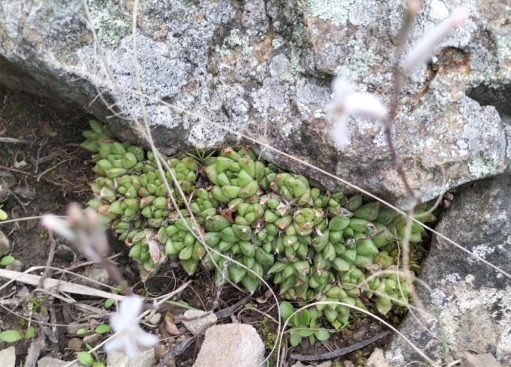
403,9,468,75
104,295,159,359
42,203,108,263
327,77,388,148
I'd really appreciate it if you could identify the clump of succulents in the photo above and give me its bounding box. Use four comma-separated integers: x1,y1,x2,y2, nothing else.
81,120,436,329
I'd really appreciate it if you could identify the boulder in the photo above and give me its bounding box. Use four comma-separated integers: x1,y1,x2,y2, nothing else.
385,174,511,366
1,1,511,205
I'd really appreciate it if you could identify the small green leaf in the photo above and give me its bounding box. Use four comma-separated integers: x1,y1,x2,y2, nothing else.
0,209,7,221
93,363,105,367
77,352,94,366
95,324,110,334
296,328,314,337
0,256,14,266
77,328,89,336
0,330,22,343
104,298,114,308
289,330,302,347
25,326,35,339
315,328,330,341
298,309,309,326
279,301,294,321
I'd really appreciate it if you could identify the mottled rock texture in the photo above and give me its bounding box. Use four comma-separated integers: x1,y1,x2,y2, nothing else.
193,324,265,367
385,174,511,366
1,0,511,206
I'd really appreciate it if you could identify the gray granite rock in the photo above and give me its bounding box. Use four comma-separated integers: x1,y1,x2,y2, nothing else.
106,348,156,367
182,310,217,336
193,323,265,367
385,174,511,366
0,346,16,367
37,357,81,367
2,1,511,206
0,230,10,257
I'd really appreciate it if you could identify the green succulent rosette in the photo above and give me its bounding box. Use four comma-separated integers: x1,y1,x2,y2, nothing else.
81,120,437,330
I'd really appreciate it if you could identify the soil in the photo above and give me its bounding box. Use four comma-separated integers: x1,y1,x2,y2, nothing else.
0,85,417,367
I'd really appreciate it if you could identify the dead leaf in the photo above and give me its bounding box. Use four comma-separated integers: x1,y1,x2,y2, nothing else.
220,208,235,223
165,311,181,335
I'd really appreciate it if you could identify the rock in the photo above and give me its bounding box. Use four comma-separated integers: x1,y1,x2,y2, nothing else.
55,244,76,263
37,357,81,367
66,322,89,335
5,259,23,272
292,362,332,367
144,312,161,325
0,230,10,257
193,324,265,367
182,310,217,336
78,265,110,289
385,175,511,366
67,337,83,351
2,1,511,206
83,332,102,345
367,348,389,367
106,348,156,367
0,346,16,367
459,352,501,367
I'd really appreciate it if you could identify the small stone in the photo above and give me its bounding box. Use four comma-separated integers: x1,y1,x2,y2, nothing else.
106,348,157,367
79,265,110,288
0,346,16,367
182,310,217,336
344,361,355,367
66,322,89,335
366,348,389,367
0,230,10,257
292,362,332,367
37,357,81,367
154,344,167,361
67,337,83,351
145,312,161,325
5,259,23,272
83,333,102,345
193,324,265,367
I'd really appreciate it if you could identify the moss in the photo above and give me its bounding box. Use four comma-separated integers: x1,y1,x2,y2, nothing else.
257,317,278,351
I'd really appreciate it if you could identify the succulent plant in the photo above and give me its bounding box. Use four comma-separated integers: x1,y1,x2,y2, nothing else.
81,120,436,329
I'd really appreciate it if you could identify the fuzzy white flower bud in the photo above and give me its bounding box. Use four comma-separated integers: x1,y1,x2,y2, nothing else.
403,9,468,75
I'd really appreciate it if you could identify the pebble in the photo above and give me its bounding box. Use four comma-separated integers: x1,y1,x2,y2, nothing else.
83,333,102,345
193,324,265,367
37,357,81,367
106,348,157,367
182,310,217,336
366,348,389,367
66,322,89,335
0,346,16,367
0,230,10,257
5,259,23,272
67,337,83,351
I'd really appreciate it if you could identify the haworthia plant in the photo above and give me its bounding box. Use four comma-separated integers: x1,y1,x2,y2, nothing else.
82,120,436,330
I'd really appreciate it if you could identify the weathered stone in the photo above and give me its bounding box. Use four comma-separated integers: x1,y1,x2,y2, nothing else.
66,322,89,335
193,324,265,367
385,175,511,366
37,357,81,367
106,348,156,367
0,230,10,257
67,337,83,352
366,348,389,367
78,264,110,289
2,1,511,206
5,259,23,272
0,346,16,367
182,310,217,336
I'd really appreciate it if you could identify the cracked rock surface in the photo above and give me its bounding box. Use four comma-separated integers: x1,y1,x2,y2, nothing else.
1,0,511,206
385,174,511,366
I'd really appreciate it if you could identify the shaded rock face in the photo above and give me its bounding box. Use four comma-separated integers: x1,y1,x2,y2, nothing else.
385,174,511,366
1,0,511,206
